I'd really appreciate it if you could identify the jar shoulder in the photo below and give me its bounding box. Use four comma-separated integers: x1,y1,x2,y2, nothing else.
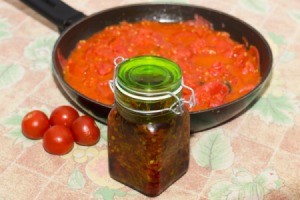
108,106,190,132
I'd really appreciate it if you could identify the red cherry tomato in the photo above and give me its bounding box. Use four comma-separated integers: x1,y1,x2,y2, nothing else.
21,110,50,139
49,105,79,128
71,115,100,146
43,125,74,155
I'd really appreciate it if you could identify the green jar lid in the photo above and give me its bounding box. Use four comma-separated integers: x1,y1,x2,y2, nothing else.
116,56,182,98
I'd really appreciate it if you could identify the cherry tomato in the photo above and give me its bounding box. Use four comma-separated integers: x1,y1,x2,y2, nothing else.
43,125,74,155
71,115,100,146
49,105,79,128
21,110,50,139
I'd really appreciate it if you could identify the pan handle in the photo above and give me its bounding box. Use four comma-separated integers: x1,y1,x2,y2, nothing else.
20,0,86,32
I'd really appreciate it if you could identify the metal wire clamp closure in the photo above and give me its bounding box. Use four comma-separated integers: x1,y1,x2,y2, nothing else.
109,56,196,115
109,56,126,92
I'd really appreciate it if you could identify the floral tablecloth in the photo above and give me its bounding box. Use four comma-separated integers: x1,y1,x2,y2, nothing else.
0,0,299,199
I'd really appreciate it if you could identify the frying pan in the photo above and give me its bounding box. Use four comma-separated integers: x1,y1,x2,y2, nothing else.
20,0,272,132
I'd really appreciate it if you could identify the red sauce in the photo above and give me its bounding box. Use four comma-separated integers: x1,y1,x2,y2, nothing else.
64,18,261,111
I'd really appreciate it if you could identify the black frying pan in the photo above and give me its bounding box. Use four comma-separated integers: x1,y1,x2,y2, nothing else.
20,0,272,133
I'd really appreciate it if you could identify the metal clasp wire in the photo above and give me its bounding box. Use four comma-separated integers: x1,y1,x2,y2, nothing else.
109,56,126,93
182,80,196,108
115,90,185,115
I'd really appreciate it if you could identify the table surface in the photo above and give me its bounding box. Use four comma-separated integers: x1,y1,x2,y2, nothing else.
0,0,299,199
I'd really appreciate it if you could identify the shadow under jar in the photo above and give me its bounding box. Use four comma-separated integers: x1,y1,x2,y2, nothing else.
107,56,193,197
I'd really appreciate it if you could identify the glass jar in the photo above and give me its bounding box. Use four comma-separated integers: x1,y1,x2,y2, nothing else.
107,55,193,197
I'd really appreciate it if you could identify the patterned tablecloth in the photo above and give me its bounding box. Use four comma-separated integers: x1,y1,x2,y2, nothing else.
0,0,299,199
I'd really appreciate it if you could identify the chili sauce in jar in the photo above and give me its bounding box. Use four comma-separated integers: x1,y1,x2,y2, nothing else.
107,56,192,197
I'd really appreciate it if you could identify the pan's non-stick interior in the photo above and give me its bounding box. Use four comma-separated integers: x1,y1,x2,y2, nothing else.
53,4,272,132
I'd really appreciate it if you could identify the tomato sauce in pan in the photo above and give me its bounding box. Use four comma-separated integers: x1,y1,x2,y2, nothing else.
64,17,261,111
